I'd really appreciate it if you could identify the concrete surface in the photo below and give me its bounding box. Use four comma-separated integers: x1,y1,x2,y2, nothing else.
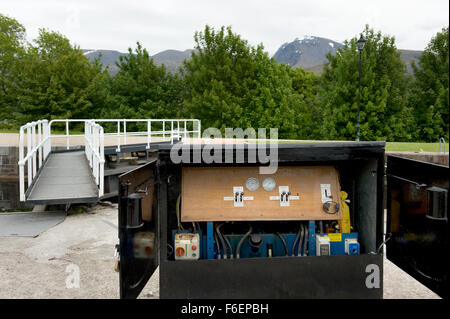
0,204,440,299
0,211,66,237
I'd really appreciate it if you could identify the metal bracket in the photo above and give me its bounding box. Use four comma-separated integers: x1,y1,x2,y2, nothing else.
269,186,299,207
224,186,254,207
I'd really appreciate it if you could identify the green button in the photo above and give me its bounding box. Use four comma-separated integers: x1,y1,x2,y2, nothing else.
192,253,197,257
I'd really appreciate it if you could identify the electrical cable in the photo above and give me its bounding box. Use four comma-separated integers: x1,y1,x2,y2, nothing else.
175,194,184,232
276,232,288,256
319,221,324,235
213,227,221,259
215,223,227,259
291,224,302,256
302,224,308,256
220,224,233,259
323,201,340,214
236,224,252,259
167,244,174,258
297,224,305,257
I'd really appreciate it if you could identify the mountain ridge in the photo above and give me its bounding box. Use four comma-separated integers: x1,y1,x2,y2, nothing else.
82,36,422,75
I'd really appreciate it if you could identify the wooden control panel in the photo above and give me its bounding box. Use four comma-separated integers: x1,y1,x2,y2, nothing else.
181,166,342,222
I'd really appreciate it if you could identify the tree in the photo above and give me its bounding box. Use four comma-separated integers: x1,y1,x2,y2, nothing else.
181,25,303,139
285,66,321,139
0,13,26,127
102,42,182,131
14,29,108,128
320,25,413,141
409,27,449,141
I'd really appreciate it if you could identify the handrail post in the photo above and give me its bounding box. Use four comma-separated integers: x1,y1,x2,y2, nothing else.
19,127,25,201
38,121,42,168
117,120,121,152
66,120,69,150
147,120,151,150
439,137,446,153
31,124,37,178
163,119,165,139
27,126,32,187
124,120,127,145
171,120,174,144
43,120,49,160
99,126,104,197
45,120,50,159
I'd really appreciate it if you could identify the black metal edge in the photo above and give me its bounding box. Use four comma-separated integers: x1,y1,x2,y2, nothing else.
104,141,174,155
156,141,386,165
118,159,157,180
51,147,85,154
159,254,384,298
387,154,449,169
157,141,386,151
24,196,99,206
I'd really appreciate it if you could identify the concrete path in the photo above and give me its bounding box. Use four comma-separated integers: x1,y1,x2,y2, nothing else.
0,204,440,299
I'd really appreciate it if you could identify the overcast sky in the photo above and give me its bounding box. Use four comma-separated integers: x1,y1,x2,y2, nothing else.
1,0,449,56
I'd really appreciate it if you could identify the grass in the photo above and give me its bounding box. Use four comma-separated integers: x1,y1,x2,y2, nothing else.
385,142,444,152
242,139,446,152
1,128,447,152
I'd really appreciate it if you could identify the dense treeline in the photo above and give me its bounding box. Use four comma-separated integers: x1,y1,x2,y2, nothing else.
0,13,448,141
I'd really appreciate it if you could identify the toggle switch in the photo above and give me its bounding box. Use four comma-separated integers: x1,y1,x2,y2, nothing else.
223,186,254,207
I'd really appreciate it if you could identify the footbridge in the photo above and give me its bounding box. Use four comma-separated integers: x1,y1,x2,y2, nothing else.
18,119,201,205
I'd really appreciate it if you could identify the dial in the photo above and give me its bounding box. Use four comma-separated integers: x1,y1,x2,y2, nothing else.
245,177,259,191
262,177,276,191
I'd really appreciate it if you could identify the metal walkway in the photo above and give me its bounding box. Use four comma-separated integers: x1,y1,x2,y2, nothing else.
18,118,201,205
26,151,98,205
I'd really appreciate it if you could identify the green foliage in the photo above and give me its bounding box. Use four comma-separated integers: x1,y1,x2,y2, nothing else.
320,25,413,141
410,27,449,142
1,26,109,130
102,42,182,131
285,66,321,138
181,25,304,138
0,13,26,128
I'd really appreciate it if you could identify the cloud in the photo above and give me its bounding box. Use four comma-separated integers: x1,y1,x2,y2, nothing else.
1,0,448,55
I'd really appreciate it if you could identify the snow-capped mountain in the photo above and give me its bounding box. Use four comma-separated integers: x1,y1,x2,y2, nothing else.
273,36,344,71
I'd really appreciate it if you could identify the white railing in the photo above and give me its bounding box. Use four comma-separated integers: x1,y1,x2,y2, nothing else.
18,118,201,202
48,119,201,152
85,120,105,197
18,120,51,201
439,137,446,153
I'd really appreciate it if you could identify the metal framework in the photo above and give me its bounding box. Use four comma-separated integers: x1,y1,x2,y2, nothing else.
18,118,201,202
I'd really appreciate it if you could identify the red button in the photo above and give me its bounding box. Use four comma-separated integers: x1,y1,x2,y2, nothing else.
145,246,152,254
176,247,185,257
191,245,197,251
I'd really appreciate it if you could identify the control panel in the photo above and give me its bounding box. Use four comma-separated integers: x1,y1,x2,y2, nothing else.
174,233,200,260
316,235,331,256
133,232,155,259
181,166,342,222
345,238,360,255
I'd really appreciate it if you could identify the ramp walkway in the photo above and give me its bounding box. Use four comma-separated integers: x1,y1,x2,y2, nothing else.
18,119,201,205
26,151,98,205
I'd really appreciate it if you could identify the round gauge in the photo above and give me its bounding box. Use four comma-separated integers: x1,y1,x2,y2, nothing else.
245,177,259,191
262,177,276,191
